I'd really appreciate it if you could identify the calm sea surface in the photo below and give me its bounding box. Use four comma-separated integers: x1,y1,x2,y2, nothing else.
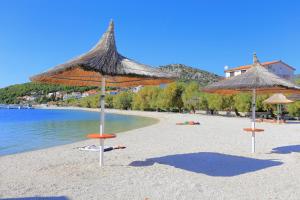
0,109,157,156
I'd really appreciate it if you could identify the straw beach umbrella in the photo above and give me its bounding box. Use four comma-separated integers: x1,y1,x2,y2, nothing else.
203,53,300,153
263,93,294,123
31,20,176,166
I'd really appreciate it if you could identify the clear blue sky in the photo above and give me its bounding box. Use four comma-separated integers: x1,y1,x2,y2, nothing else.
0,0,299,88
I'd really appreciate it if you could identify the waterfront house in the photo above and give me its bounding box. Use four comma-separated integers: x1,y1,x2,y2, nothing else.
224,60,295,80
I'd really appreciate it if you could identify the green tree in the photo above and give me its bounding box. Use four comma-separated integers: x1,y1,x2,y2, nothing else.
132,87,150,110
287,101,300,117
113,91,134,110
198,93,209,111
222,95,235,111
205,94,224,114
162,82,185,112
233,93,252,112
133,86,162,111
256,94,271,112
148,87,162,110
182,82,200,113
73,94,100,108
105,94,114,108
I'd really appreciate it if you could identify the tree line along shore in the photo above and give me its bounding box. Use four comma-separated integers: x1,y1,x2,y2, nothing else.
0,81,299,118
64,81,300,118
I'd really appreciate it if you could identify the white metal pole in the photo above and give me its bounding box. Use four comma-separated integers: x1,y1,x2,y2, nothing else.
277,104,280,124
251,89,256,153
99,77,106,167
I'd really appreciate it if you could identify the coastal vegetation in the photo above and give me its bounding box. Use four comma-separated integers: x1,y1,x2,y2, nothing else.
0,82,97,104
287,101,300,117
0,64,219,104
62,81,299,117
1,76,299,117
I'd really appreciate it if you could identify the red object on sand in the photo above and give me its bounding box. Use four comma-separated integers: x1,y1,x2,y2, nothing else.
243,128,264,132
87,134,116,139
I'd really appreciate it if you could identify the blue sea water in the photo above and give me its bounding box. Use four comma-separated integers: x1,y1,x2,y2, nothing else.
0,109,157,156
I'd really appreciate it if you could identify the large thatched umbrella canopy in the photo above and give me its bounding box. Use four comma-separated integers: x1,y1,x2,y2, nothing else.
203,54,300,95
203,53,300,153
30,20,176,167
30,20,176,87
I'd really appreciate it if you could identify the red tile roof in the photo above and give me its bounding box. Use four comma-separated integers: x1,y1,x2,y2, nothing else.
224,60,295,72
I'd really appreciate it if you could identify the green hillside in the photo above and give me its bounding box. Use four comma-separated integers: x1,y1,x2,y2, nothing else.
0,82,97,104
159,64,221,86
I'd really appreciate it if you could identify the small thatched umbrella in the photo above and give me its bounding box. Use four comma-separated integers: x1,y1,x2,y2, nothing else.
203,53,300,153
263,93,294,123
31,20,176,166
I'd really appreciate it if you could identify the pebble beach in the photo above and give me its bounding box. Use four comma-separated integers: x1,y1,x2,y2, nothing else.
1,109,300,200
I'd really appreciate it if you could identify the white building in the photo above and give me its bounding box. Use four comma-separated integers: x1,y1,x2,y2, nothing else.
71,92,82,99
22,96,36,101
131,85,144,93
225,60,295,80
55,91,64,99
63,92,82,100
47,93,54,98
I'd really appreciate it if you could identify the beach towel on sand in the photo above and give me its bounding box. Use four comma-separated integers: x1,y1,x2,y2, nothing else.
77,145,113,152
176,121,200,125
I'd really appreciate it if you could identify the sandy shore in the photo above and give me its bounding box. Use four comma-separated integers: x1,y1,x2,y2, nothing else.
1,109,300,200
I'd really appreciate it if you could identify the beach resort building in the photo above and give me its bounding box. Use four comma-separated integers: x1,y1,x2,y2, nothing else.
224,60,295,80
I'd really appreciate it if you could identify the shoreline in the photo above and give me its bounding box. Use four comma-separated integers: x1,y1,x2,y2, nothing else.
34,105,168,119
1,106,161,157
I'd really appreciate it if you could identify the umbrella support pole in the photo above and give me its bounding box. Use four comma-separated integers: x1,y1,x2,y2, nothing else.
251,132,255,153
251,89,256,153
99,77,106,167
277,104,280,124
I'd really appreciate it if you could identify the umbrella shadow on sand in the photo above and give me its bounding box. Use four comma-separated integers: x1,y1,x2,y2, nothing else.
285,121,300,124
129,152,283,177
271,145,300,154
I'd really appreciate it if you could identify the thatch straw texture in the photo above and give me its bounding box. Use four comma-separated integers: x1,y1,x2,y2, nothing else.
263,93,294,104
288,94,300,101
203,54,300,94
30,20,176,87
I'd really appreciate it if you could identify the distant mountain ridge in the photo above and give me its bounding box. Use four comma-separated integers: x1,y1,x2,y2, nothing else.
159,64,221,86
